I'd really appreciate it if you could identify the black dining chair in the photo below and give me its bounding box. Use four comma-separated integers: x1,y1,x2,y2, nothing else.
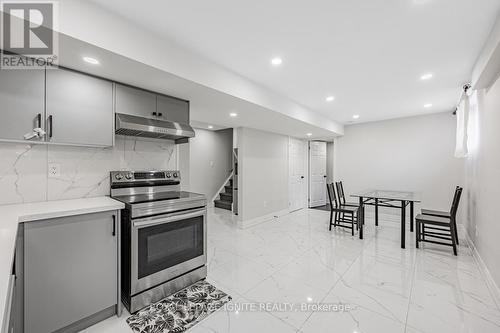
327,183,359,236
421,186,462,244
415,187,462,255
336,181,359,207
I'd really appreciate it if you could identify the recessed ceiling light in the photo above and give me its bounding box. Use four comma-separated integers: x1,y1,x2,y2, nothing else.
325,96,335,102
229,112,238,117
307,133,312,137
424,103,433,108
83,56,99,65
352,115,360,119
208,125,214,129
420,73,433,80
271,57,282,66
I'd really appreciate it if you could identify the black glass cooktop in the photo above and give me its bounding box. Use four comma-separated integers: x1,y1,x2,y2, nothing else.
113,191,205,205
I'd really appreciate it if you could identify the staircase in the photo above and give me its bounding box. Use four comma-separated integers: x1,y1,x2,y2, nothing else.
214,178,233,211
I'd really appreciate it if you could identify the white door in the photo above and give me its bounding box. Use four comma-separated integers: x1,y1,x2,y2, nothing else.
309,141,327,207
289,138,307,212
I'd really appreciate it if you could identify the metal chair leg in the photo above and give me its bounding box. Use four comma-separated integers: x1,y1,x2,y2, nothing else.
329,210,333,230
450,220,458,256
351,213,355,236
416,220,419,248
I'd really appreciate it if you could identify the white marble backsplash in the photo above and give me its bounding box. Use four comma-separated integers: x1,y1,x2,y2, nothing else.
0,136,177,205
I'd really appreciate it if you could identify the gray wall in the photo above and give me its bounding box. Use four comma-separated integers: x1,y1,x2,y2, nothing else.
463,75,500,290
185,128,233,200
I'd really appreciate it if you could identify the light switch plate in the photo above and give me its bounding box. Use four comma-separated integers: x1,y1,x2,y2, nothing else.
48,163,61,178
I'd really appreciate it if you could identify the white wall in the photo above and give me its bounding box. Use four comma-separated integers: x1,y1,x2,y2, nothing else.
186,128,233,200
463,75,500,291
237,128,289,225
0,126,233,208
334,113,463,214
326,142,335,184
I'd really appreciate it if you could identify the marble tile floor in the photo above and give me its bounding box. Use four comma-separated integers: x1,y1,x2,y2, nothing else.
84,207,500,333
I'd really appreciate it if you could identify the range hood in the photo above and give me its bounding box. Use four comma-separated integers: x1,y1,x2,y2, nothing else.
115,113,195,143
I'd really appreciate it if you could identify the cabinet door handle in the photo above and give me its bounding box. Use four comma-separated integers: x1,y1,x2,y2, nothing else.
36,113,42,128
112,215,116,236
48,115,53,138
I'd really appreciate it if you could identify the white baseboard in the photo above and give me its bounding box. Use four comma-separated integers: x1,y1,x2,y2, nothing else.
465,231,500,309
238,209,290,229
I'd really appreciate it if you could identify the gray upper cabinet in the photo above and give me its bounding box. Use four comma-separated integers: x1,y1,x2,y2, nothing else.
115,84,156,118
0,68,45,142
24,212,118,333
116,83,190,124
46,68,114,146
157,95,189,124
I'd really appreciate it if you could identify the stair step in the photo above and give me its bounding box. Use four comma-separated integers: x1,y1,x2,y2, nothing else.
214,199,232,211
224,185,233,194
220,192,233,203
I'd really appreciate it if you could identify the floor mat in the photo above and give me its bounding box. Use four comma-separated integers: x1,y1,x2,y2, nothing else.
126,280,231,333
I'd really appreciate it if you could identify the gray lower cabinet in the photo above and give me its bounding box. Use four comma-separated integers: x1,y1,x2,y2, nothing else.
46,69,114,146
0,67,45,142
10,226,25,333
23,211,118,333
157,95,189,124
115,83,156,118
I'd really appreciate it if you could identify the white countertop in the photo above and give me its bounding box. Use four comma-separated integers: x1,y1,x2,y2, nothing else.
0,196,124,332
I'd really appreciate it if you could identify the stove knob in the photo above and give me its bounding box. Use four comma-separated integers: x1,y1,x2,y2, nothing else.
166,173,171,178
115,174,123,180
125,173,133,180
173,172,178,178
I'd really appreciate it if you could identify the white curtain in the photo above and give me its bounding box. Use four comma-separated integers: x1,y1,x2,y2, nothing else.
455,95,470,158
466,91,480,153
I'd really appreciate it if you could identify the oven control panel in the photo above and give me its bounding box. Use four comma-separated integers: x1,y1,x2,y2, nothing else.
110,170,181,183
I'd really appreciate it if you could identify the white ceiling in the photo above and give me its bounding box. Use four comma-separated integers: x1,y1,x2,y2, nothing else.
89,0,500,124
58,34,339,140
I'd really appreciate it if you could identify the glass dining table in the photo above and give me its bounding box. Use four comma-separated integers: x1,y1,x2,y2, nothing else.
351,190,421,248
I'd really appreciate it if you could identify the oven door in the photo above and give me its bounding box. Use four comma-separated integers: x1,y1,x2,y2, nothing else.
131,207,207,295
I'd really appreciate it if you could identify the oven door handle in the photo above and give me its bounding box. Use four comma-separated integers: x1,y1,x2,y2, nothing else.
133,207,206,228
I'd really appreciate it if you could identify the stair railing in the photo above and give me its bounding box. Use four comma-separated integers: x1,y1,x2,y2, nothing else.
210,170,235,204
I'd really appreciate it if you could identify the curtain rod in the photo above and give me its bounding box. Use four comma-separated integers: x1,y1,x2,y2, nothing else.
452,83,472,115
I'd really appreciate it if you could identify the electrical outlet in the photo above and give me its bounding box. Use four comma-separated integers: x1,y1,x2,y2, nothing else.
48,163,61,178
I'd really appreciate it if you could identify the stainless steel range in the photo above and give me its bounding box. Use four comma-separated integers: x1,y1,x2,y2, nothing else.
110,170,207,313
